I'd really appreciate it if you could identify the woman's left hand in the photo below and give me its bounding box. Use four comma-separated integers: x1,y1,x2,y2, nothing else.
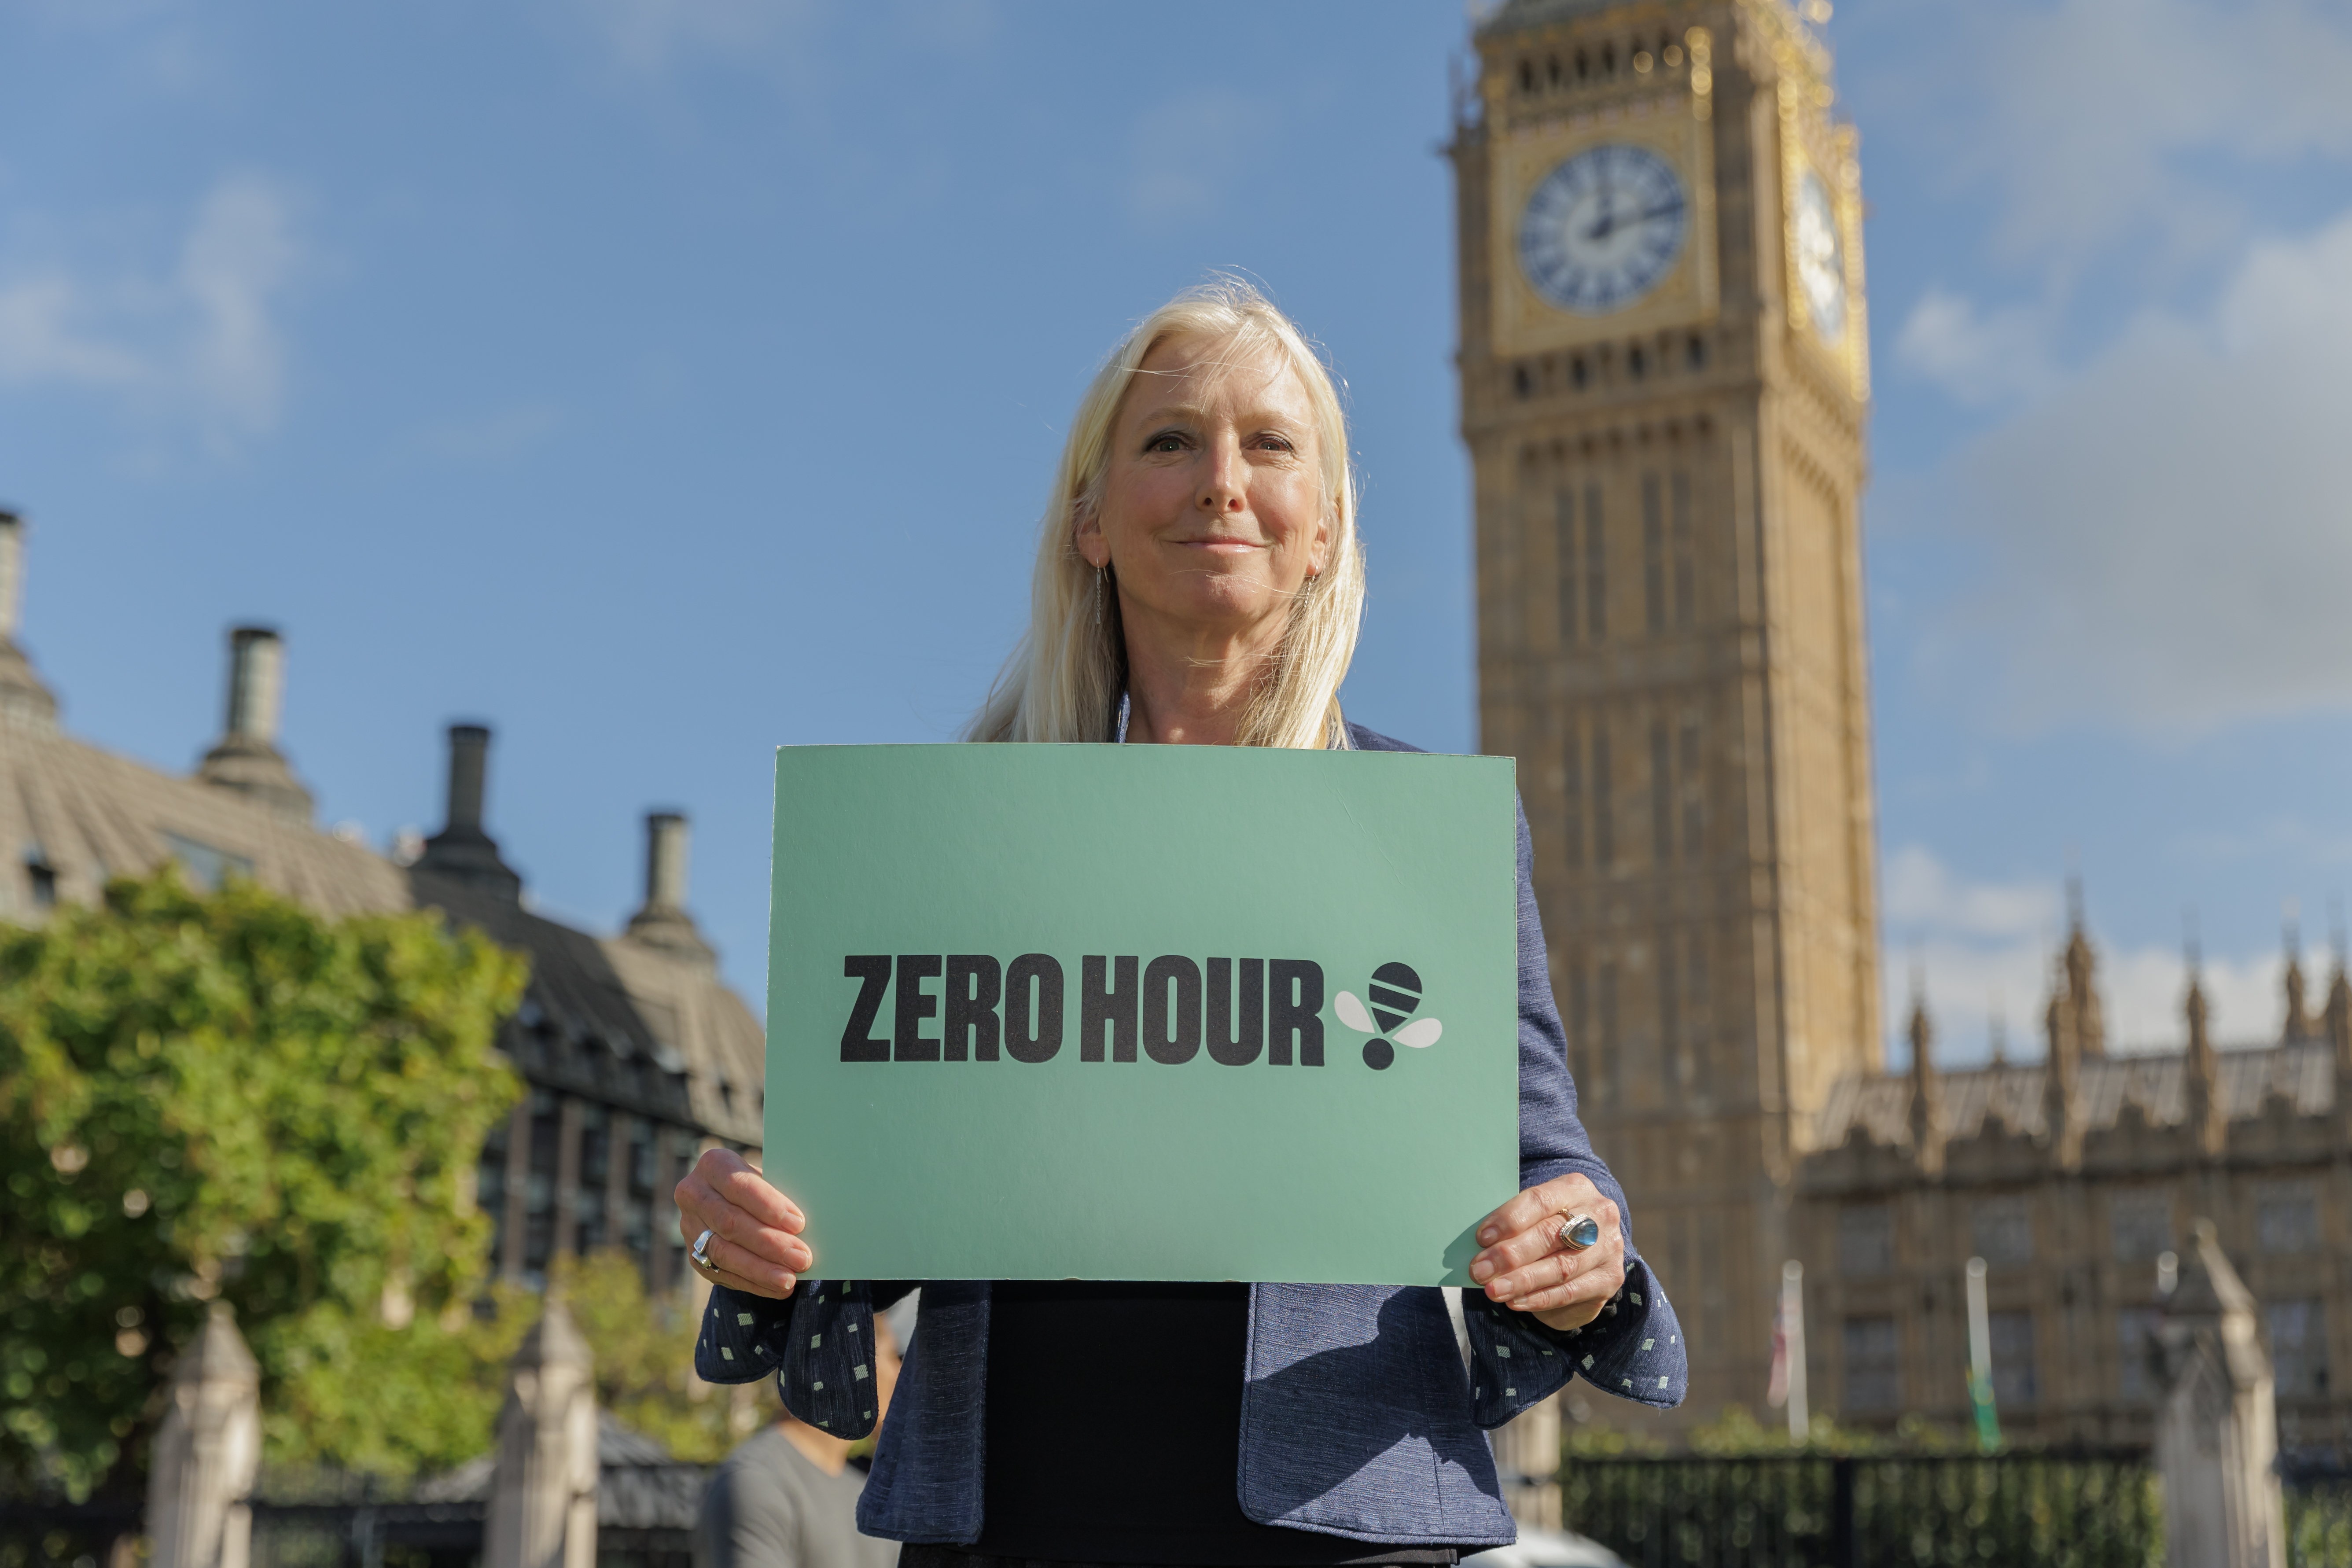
1469,1173,1628,1332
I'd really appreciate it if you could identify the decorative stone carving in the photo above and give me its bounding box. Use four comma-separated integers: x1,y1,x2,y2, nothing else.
146,1303,260,1568
486,1299,599,1568
2154,1220,2284,1568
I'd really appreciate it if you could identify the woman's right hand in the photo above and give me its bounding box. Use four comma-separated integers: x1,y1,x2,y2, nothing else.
674,1148,810,1299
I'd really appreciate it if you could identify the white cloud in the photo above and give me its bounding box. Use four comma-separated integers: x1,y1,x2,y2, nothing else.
178,177,297,439
0,174,300,449
1910,207,2352,734
1945,0,2352,272
1882,846,2320,1065
1882,844,2061,941
1891,286,2055,407
0,276,150,388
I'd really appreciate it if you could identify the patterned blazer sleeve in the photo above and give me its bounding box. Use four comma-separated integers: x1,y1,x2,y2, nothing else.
1465,795,1689,1425
695,1281,886,1440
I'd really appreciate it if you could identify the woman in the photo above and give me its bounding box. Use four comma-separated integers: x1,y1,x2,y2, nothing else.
678,281,1684,1561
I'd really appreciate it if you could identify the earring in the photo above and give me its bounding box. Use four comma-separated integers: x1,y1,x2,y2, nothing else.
1093,565,1105,627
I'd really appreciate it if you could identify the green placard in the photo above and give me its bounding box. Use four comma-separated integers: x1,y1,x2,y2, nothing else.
763,743,1520,1286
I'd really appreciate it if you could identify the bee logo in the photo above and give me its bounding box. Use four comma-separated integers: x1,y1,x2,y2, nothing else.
1334,962,1442,1071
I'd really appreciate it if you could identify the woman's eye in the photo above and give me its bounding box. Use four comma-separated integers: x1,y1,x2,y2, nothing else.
1148,434,1185,453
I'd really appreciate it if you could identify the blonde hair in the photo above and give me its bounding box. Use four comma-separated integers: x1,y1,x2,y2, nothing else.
966,279,1365,749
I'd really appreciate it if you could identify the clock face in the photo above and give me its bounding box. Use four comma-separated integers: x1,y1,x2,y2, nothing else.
1793,169,1846,343
1516,144,1689,316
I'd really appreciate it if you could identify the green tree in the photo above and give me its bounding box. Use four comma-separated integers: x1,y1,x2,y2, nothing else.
0,869,527,1498
555,1248,743,1464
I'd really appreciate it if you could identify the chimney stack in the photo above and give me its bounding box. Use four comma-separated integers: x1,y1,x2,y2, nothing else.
0,510,59,734
224,627,285,747
626,810,714,969
446,724,490,835
0,508,23,643
411,723,522,901
195,625,313,821
645,812,689,911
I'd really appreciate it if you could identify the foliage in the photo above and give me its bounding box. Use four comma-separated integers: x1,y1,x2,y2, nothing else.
0,869,527,1498
1566,1404,1975,1466
552,1249,741,1465
1564,1452,2164,1568
261,1251,742,1484
2289,1472,2352,1568
1683,1402,1975,1457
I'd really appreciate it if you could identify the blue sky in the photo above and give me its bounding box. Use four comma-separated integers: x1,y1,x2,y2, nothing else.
4,0,2350,1068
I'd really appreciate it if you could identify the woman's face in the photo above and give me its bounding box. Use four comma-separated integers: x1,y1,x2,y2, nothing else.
1078,332,1330,638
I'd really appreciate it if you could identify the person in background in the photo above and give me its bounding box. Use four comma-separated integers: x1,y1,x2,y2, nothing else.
693,1296,909,1568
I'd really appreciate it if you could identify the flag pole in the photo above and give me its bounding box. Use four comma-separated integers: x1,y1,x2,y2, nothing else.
1964,1256,1999,1451
1781,1259,1808,1443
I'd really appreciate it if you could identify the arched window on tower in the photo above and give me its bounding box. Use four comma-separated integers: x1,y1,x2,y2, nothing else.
1591,726,1616,866
1562,726,1585,867
1583,480,1608,639
1679,714,1705,856
1657,927,1681,1097
1671,470,1696,627
1649,718,1672,866
1555,488,1579,645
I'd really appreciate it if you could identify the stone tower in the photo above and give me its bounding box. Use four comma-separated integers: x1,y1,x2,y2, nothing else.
1451,0,1878,1420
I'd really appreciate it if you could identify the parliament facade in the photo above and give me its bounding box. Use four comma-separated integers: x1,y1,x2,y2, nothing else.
1458,0,2351,1455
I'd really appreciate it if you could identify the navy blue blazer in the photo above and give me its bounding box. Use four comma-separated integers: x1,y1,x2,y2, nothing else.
694,724,1686,1547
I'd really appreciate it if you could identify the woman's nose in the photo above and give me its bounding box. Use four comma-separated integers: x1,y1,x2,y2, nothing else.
1198,444,1246,512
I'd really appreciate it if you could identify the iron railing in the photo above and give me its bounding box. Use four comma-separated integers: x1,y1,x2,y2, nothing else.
1561,1453,2164,1568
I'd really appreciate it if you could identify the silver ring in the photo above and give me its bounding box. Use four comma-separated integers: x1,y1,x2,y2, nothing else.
1556,1213,1601,1252
691,1228,716,1271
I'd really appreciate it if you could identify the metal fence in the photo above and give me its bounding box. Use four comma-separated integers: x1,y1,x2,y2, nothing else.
3,1484,696,1568
1561,1453,2165,1568
0,1500,143,1568
2286,1463,2352,1568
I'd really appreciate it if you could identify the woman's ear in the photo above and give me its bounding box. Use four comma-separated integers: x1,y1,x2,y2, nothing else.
1072,497,1108,570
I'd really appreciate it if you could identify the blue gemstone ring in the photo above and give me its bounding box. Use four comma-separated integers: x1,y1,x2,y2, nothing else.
1557,1214,1602,1253
691,1228,716,1271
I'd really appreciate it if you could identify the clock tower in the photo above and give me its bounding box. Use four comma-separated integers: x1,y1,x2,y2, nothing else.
1452,0,1879,1424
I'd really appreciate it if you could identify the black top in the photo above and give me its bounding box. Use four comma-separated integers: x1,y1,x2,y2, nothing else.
971,1282,1462,1566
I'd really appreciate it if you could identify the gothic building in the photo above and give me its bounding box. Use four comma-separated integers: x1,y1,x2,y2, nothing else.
1456,0,1878,1424
1798,922,2352,1454
1454,0,2348,1461
0,509,761,1295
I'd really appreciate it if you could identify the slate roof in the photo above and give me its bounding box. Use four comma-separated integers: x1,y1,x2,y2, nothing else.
416,870,764,1147
0,721,409,922
1815,1042,2336,1151
0,666,762,1153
